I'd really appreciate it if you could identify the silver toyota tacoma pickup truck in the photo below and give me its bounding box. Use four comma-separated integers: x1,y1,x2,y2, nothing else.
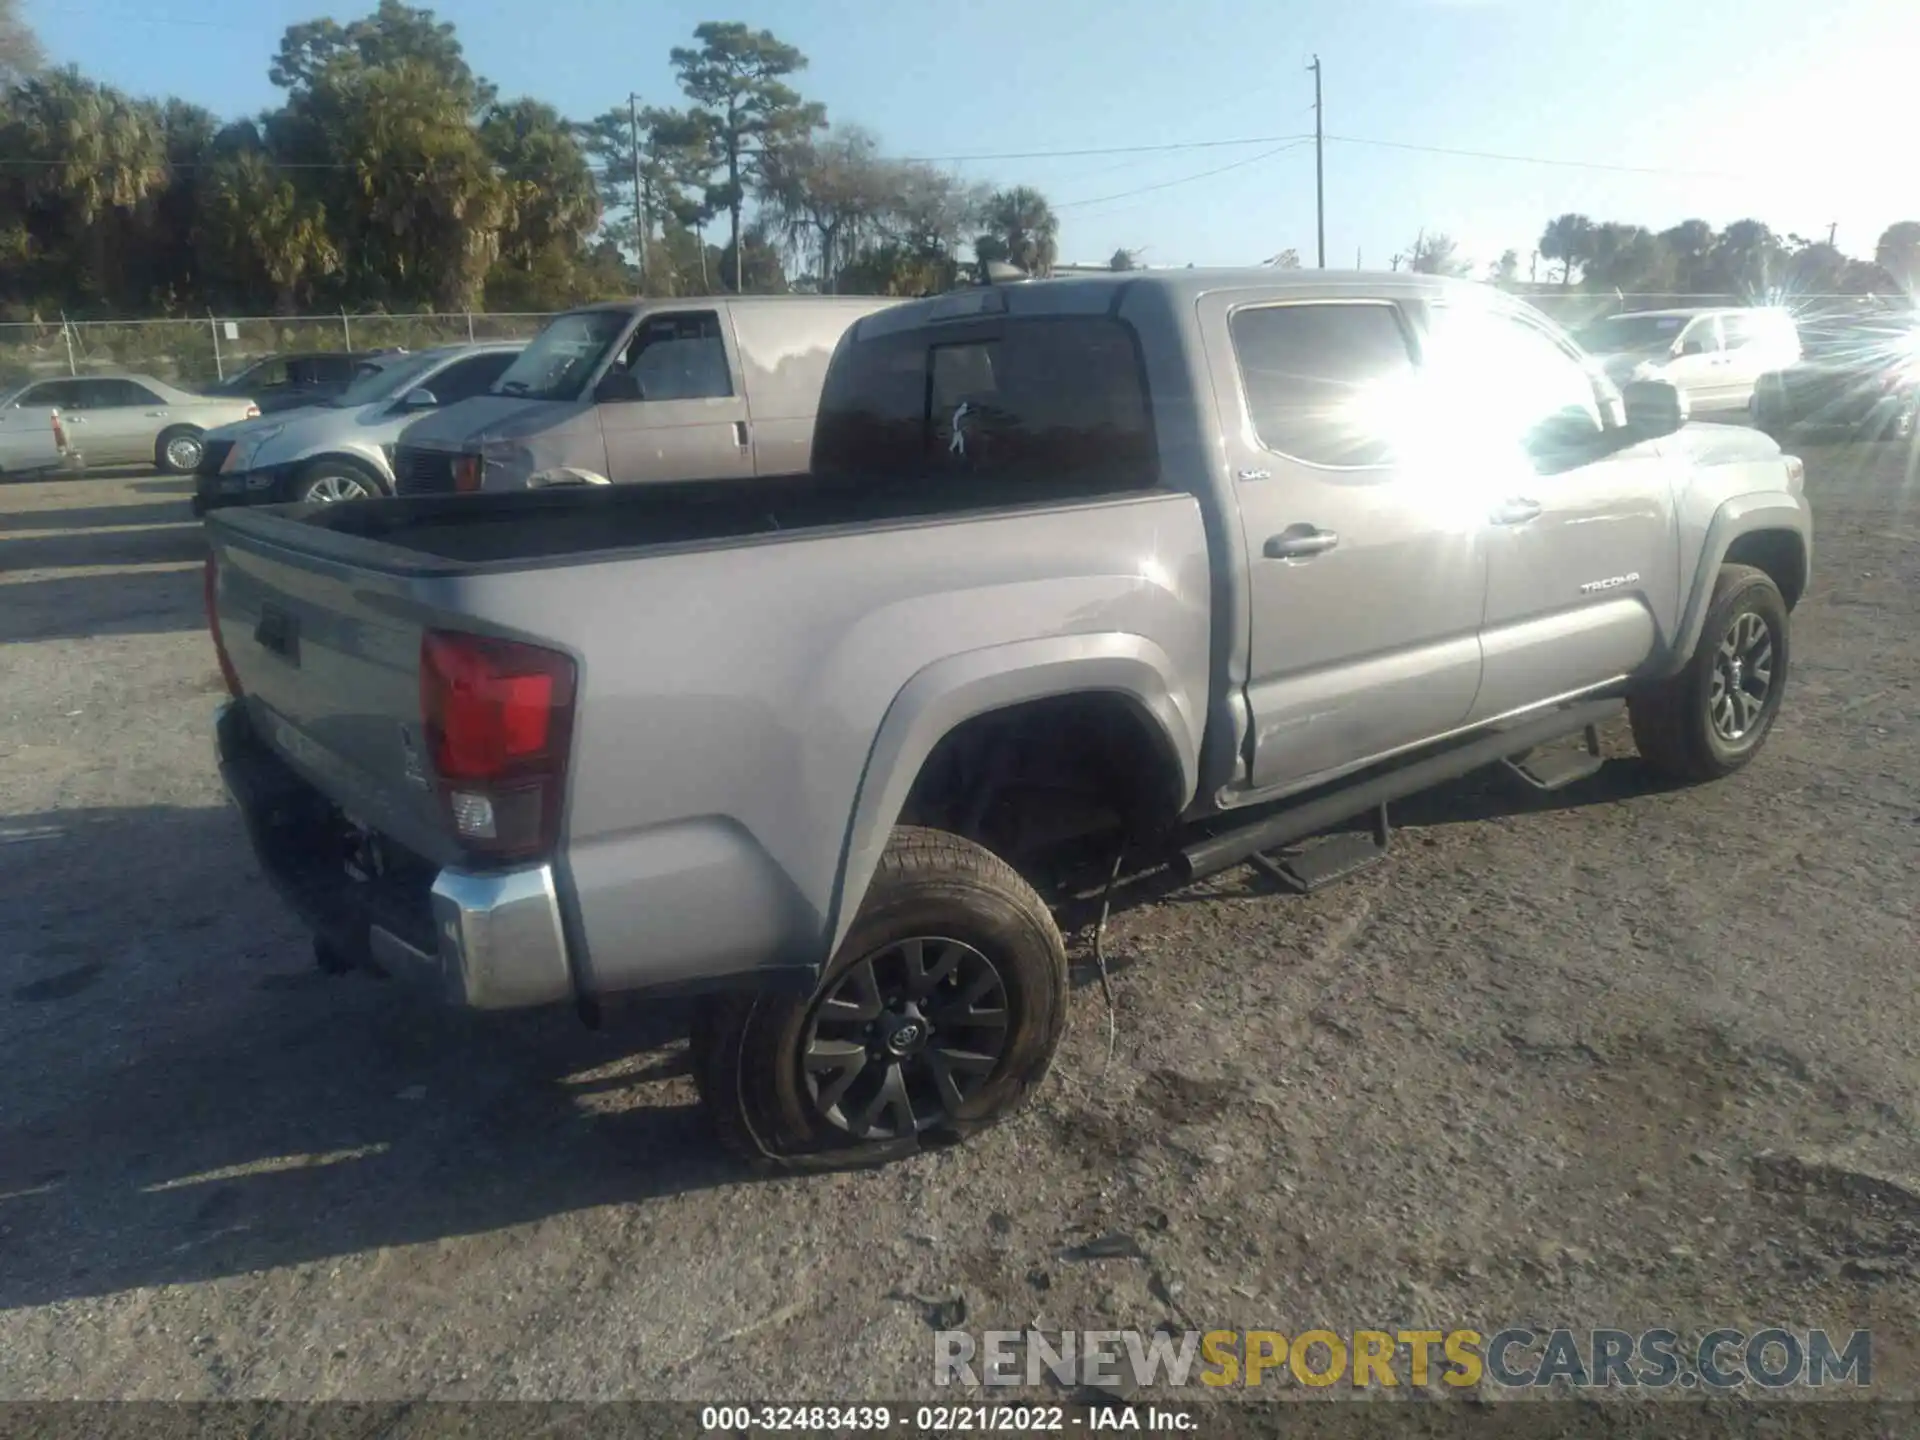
203,270,1811,1169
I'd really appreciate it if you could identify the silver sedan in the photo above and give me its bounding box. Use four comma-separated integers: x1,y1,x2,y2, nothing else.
0,373,260,474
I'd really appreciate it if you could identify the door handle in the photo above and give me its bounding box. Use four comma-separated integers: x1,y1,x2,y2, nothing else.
145,410,168,417
733,420,750,450
1492,498,1542,525
1263,525,1340,559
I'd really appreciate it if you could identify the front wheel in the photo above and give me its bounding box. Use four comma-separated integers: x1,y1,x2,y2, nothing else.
156,426,205,475
692,826,1068,1171
294,461,383,504
1629,564,1790,782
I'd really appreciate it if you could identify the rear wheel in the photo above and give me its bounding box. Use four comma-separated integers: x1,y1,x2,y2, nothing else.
692,826,1067,1171
1629,564,1789,782
156,426,205,475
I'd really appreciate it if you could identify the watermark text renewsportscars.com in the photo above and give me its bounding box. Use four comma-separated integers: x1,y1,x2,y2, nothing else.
935,1327,1872,1391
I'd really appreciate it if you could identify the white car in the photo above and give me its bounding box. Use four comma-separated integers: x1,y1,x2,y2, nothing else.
1575,307,1800,417
193,343,522,513
0,373,259,473
0,404,81,478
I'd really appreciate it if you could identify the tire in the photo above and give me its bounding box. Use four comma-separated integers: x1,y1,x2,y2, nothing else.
294,457,385,504
156,426,205,475
691,826,1068,1171
1629,564,1790,783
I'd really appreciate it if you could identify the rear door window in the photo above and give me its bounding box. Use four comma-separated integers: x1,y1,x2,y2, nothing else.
814,316,1157,498
427,352,518,403
308,355,360,384
1228,302,1416,467
1680,316,1723,355
92,378,162,407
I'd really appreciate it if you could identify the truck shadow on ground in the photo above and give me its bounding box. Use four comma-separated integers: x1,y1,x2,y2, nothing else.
0,564,204,642
0,524,205,572
0,804,759,1313
1,500,195,531
1,757,1686,1311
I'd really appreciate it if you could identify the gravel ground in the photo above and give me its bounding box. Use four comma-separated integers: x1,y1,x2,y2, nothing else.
0,449,1916,1403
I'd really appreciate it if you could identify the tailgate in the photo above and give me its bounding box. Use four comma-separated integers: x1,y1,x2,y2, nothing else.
207,519,458,866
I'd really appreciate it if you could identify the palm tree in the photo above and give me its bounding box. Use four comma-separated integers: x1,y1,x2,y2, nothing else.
1713,219,1782,300
1874,221,1920,292
6,68,169,304
983,186,1058,277
0,0,43,85
197,140,338,313
1538,212,1594,288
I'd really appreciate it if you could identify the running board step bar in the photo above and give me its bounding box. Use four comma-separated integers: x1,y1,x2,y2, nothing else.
1501,724,1605,791
1179,699,1622,884
1248,804,1391,894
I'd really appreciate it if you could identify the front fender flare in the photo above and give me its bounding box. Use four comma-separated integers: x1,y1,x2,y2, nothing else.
826,633,1202,958
1660,493,1812,678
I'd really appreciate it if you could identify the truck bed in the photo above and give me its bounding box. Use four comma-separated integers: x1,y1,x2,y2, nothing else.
205,478,1213,999
261,469,1138,571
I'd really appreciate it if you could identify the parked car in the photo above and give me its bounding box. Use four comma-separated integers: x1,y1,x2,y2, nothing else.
1750,312,1920,442
193,343,524,515
389,295,898,494
1575,306,1800,417
0,404,82,478
0,373,258,473
202,351,386,415
204,270,1811,1169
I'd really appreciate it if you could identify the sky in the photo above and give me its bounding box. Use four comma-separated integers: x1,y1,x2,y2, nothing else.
23,0,1920,279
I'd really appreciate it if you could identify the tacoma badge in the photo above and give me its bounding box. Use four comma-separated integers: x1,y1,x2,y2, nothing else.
1580,571,1640,594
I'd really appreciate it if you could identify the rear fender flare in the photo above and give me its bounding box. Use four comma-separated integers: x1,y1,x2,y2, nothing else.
826,633,1201,957
1660,494,1811,677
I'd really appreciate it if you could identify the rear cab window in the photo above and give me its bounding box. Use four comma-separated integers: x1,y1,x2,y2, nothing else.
812,314,1158,504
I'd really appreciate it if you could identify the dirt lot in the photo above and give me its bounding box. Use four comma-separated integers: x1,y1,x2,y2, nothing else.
1,450,1915,1403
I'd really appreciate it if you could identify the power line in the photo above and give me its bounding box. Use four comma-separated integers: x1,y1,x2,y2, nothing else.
1323,132,1758,181
898,135,1310,164
0,130,1775,183
1058,140,1310,211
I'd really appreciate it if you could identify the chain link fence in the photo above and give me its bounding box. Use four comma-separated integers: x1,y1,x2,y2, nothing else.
1,293,1900,391
0,312,561,389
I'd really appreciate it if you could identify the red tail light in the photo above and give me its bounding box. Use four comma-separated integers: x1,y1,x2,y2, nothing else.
420,630,576,861
452,453,483,493
204,555,243,697
244,403,261,419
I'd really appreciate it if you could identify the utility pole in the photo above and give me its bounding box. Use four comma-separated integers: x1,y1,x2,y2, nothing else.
628,94,647,293
1309,56,1326,269
1827,221,1838,249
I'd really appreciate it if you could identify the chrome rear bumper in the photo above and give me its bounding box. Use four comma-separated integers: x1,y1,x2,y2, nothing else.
215,700,575,1010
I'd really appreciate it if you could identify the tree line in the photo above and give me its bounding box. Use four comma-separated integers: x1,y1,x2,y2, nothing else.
0,0,1066,320
1484,214,1920,298
6,0,1919,321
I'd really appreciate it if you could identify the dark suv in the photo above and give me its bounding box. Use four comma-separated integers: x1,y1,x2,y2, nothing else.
202,351,388,414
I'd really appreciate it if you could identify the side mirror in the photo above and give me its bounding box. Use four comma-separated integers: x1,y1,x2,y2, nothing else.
1677,336,1709,357
401,387,438,410
1526,405,1605,456
1621,379,1688,437
592,369,643,404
